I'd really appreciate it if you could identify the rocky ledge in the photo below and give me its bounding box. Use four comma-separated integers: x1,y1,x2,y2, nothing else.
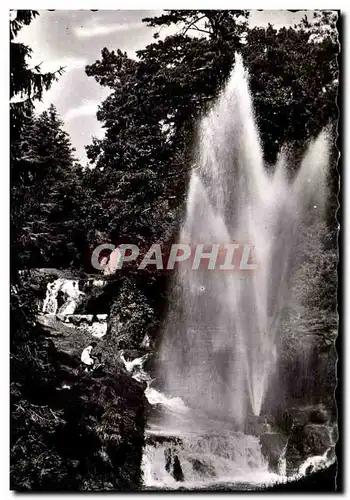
11,314,147,491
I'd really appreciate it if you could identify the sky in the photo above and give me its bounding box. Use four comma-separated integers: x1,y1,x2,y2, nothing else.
16,10,318,164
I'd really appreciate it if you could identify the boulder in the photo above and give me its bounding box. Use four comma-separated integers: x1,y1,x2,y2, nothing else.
277,405,330,434
173,455,184,481
146,434,182,447
164,448,172,473
162,448,184,482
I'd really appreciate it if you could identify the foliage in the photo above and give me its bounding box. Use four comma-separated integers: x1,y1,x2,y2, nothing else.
11,10,65,276
11,331,146,491
107,277,156,349
14,105,86,269
278,219,338,370
83,10,339,346
275,220,338,405
10,12,145,492
84,10,338,246
143,10,249,40
10,10,64,140
242,12,339,164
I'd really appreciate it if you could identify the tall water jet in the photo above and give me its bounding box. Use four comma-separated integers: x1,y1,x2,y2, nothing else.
157,54,329,430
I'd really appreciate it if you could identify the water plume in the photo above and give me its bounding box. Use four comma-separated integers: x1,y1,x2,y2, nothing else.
158,53,329,428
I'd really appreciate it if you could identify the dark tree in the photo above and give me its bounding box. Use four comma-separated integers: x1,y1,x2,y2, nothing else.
11,10,65,276
16,104,85,268
84,10,338,249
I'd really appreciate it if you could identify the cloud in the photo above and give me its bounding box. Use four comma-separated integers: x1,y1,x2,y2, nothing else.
73,21,142,38
64,100,100,121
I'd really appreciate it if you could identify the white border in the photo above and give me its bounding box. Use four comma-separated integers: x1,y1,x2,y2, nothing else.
1,3,348,499
4,1,349,8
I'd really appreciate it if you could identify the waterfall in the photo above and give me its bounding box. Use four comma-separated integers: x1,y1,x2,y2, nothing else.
42,278,84,316
118,344,335,489
157,53,329,427
142,432,276,489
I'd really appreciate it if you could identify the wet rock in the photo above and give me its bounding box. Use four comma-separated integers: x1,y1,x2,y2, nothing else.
122,349,147,360
189,458,216,477
300,424,331,455
277,405,331,434
162,447,184,481
164,448,172,473
68,315,92,326
279,408,309,433
146,434,182,447
107,279,155,349
263,462,337,492
309,408,329,424
286,424,331,475
140,333,151,349
144,401,163,421
259,432,287,473
173,455,184,481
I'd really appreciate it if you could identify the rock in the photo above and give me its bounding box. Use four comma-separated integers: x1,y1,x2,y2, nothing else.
302,424,332,455
122,349,147,360
74,284,109,315
173,455,184,482
146,434,181,447
162,447,184,481
27,268,84,280
286,423,331,476
141,333,151,349
262,462,337,492
309,408,329,424
277,405,331,434
279,408,309,433
260,432,288,473
69,315,84,326
164,448,172,473
107,278,155,350
189,458,216,477
11,327,146,491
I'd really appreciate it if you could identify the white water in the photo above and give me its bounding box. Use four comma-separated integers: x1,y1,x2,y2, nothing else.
141,333,151,349
64,317,108,338
297,449,333,477
41,278,108,337
118,351,335,490
102,247,122,276
142,427,335,490
42,278,84,316
142,431,277,489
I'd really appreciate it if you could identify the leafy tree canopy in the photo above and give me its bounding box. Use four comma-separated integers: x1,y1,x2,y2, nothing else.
83,10,338,257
